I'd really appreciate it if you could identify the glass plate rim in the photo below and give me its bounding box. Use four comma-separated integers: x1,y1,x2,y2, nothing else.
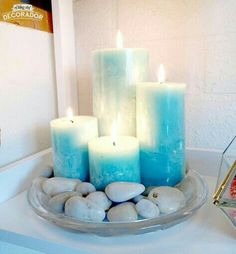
27,169,208,235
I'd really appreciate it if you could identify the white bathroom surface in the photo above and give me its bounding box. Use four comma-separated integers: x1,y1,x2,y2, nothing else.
0,174,235,254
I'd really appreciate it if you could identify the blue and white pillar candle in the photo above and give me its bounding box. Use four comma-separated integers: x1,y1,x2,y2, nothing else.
50,109,98,180
137,65,186,187
92,31,149,136
88,134,140,190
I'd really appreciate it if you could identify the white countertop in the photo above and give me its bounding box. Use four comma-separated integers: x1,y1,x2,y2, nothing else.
0,174,235,254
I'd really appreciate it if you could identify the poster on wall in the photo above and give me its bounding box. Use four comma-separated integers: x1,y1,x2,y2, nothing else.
0,0,53,33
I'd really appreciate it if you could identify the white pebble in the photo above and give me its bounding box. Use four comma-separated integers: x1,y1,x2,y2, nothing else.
86,191,112,210
48,192,80,213
107,202,138,222
132,194,145,203
76,182,96,196
65,196,105,222
136,199,160,219
148,187,186,214
105,182,145,202
42,177,81,196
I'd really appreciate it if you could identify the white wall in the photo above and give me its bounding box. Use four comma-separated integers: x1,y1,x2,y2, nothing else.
73,0,236,151
0,23,57,167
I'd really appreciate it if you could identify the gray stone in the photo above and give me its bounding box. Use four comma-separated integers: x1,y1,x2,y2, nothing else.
136,199,160,219
132,194,145,203
105,182,145,202
42,177,81,196
107,202,138,222
48,191,80,213
86,191,112,210
65,196,105,222
148,186,186,214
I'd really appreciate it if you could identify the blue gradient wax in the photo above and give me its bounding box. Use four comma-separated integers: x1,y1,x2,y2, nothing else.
88,136,140,190
51,116,98,180
137,82,186,187
92,48,149,136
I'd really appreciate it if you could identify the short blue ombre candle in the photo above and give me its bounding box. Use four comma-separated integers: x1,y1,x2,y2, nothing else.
92,31,149,136
88,136,140,190
137,65,186,187
51,112,98,180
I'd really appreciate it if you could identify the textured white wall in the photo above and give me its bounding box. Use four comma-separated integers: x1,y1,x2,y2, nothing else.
74,0,236,150
0,23,57,167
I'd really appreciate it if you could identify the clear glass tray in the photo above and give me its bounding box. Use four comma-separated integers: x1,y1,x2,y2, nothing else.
27,169,208,236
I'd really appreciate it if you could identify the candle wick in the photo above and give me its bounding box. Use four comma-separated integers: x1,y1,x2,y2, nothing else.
70,120,74,123
113,141,116,146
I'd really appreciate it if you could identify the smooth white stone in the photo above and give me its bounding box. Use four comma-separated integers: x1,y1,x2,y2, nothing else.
107,202,138,222
148,187,186,214
76,182,96,196
86,191,112,211
48,192,80,213
176,176,195,201
136,199,160,219
105,182,145,202
132,194,145,203
42,177,81,196
65,196,105,222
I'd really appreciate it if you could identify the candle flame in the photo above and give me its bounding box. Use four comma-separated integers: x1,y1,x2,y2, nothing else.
111,120,118,146
66,107,74,122
116,30,123,49
158,64,166,83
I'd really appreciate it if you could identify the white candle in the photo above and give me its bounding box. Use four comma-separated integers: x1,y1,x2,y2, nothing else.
88,121,140,190
92,30,149,136
51,108,98,180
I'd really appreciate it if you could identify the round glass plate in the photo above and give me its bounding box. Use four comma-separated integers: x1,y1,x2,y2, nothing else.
27,169,208,236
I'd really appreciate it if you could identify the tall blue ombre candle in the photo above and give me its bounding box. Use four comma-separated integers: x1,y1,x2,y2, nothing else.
137,65,186,187
93,30,149,136
88,122,140,190
51,108,98,180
